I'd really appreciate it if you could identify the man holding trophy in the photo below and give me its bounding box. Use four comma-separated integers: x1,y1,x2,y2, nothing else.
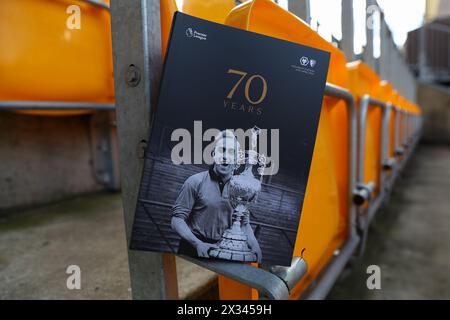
171,129,263,263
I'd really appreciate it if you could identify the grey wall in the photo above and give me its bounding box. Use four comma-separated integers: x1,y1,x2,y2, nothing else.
0,112,105,213
288,0,310,23
418,82,450,144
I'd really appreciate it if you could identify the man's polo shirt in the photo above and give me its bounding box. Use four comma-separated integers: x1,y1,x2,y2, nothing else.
172,167,233,242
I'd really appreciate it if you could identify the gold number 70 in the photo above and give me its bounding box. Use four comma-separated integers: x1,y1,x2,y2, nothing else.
226,69,268,105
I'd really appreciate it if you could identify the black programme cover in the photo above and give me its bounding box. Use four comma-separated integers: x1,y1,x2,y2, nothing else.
129,12,330,267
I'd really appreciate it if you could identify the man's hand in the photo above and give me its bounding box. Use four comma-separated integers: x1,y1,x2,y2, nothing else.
195,242,218,258
255,248,263,263
250,243,263,263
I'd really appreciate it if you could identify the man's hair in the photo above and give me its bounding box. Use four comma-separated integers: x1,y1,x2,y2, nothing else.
214,130,240,151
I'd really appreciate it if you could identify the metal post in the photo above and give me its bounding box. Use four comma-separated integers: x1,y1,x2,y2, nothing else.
89,111,121,190
407,113,412,145
353,95,388,206
364,0,376,69
401,110,408,149
110,0,178,299
341,0,354,61
288,0,310,23
379,13,389,80
381,103,393,174
394,106,404,156
419,22,427,80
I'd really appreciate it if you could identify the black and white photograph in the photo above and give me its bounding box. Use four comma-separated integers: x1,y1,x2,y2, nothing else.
171,128,264,263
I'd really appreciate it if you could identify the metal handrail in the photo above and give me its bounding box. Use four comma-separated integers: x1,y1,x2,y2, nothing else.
353,95,389,206
352,98,397,257
303,91,423,299
0,101,115,111
302,233,360,300
78,0,110,10
381,102,394,172
354,99,420,256
181,254,292,300
324,83,358,239
394,106,405,155
0,1,111,112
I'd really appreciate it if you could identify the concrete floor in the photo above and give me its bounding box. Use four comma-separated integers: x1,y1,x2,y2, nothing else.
0,144,449,299
329,144,450,299
0,193,216,299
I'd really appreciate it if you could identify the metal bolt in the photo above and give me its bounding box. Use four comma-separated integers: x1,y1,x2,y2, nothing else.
138,139,148,159
125,64,141,87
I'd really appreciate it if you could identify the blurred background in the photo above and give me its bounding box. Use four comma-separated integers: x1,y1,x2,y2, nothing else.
0,0,449,299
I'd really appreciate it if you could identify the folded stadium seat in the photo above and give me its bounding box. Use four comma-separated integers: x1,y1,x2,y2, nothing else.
0,0,114,116
161,0,237,56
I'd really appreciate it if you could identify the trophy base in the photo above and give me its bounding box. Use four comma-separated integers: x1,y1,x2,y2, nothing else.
209,228,257,262
209,248,257,262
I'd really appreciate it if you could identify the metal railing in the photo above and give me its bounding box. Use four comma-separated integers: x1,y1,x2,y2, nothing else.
77,0,110,10
303,91,422,299
0,0,112,113
0,101,115,111
347,94,422,258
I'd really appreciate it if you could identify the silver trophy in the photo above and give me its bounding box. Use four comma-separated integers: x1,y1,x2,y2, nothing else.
209,126,266,262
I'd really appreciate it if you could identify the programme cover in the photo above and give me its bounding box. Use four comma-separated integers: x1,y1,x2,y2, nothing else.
129,12,330,266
